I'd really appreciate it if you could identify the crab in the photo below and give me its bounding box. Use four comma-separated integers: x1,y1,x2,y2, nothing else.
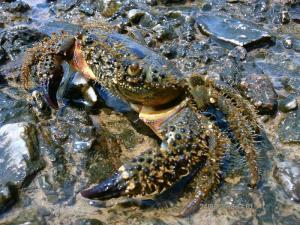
21,27,260,216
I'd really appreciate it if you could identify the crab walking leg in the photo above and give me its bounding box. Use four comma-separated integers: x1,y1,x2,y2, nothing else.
81,106,228,202
178,131,229,217
188,75,259,187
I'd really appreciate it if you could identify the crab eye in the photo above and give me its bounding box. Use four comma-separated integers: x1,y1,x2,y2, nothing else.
127,63,142,76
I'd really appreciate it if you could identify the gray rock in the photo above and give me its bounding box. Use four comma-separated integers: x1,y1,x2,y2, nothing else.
274,160,300,202
74,218,104,225
0,47,6,64
79,3,95,16
0,26,45,61
196,14,271,49
0,123,44,212
278,96,298,113
99,0,121,17
240,74,278,114
289,5,300,23
3,0,30,13
281,77,300,94
127,9,145,24
278,108,300,143
56,0,79,11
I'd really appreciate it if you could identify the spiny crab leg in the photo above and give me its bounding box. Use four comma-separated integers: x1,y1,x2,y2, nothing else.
188,74,260,187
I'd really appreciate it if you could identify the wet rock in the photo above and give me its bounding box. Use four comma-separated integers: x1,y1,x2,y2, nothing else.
146,0,158,6
281,77,300,94
0,184,18,213
0,26,45,62
3,0,30,13
56,0,79,11
278,108,300,143
38,21,83,37
0,122,44,212
278,96,298,113
127,9,145,24
289,5,300,23
79,3,95,16
0,47,6,64
280,10,290,24
160,43,177,59
99,0,121,17
274,160,300,202
196,14,271,49
240,74,278,114
228,46,247,61
152,24,177,41
74,218,104,225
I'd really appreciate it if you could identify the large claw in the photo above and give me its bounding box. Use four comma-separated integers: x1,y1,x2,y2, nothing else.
81,172,128,200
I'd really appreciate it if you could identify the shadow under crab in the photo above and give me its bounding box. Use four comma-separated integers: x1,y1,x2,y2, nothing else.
21,27,261,216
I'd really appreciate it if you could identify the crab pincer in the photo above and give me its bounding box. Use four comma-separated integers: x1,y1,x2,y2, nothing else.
22,32,76,109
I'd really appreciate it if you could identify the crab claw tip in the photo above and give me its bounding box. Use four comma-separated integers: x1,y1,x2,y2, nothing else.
81,173,127,200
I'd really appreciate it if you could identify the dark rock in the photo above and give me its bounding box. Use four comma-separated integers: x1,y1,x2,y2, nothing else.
159,0,186,4
0,47,6,64
274,160,300,202
280,10,290,24
74,218,104,225
289,5,300,23
38,21,83,37
99,0,121,17
3,0,30,13
228,46,247,61
127,9,145,24
278,108,300,143
179,16,195,42
0,122,44,211
0,26,45,62
239,74,278,114
146,0,158,6
0,184,18,213
79,3,95,16
196,14,272,49
281,77,300,94
160,43,177,59
152,24,177,41
278,96,298,113
56,0,79,11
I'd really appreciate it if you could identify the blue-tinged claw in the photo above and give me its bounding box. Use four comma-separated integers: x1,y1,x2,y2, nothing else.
81,172,128,200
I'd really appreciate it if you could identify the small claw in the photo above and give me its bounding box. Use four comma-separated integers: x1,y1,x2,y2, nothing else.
40,75,62,109
81,173,128,200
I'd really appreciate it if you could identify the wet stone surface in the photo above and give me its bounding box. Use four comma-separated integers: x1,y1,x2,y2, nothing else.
196,14,272,49
239,74,278,114
274,160,300,202
278,108,300,144
0,0,300,224
0,122,44,213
